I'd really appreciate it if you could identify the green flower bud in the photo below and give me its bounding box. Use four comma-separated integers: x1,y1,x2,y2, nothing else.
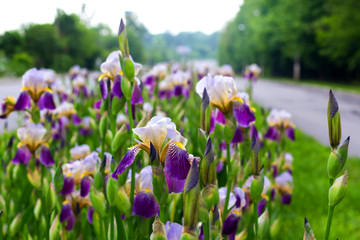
99,115,108,139
93,171,104,190
106,177,118,206
327,150,342,180
112,126,128,153
105,130,113,147
121,76,132,100
123,57,135,81
180,229,198,240
115,189,131,217
9,214,22,237
150,217,167,240
250,175,264,203
327,90,341,149
338,136,350,168
118,19,129,57
27,169,41,189
251,134,261,175
198,197,209,223
46,184,56,213
200,88,211,133
112,96,126,116
303,217,316,240
258,209,269,240
198,128,208,156
93,212,105,239
329,171,348,207
200,138,217,186
34,199,42,220
183,163,200,230
200,184,219,211
90,188,107,218
49,215,60,240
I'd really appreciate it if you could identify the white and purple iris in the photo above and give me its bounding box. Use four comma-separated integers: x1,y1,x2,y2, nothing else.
158,70,191,99
12,122,54,166
112,116,195,195
196,74,255,127
264,109,295,142
244,63,261,82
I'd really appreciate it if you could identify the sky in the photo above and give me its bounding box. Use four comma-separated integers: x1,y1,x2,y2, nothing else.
0,0,243,35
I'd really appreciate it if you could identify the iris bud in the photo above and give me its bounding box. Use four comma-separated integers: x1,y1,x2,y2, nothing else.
251,134,261,175
53,164,64,193
250,175,264,203
200,88,211,133
121,75,132,100
152,165,169,206
49,215,60,240
198,128,207,156
329,171,348,207
183,163,200,230
180,229,198,240
99,115,108,139
93,171,104,190
115,189,131,217
112,125,128,153
123,57,135,81
34,199,42,220
224,123,235,145
93,212,105,239
327,90,341,148
258,209,269,240
9,214,22,237
106,177,118,206
303,217,316,240
90,188,107,218
112,96,126,116
150,217,167,240
27,169,41,189
118,19,129,57
200,138,217,186
201,184,219,211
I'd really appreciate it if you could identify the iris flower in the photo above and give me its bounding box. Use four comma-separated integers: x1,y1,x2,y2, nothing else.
0,96,18,119
14,68,56,110
244,63,261,82
12,122,54,166
112,116,195,193
217,64,234,77
196,74,255,127
264,109,295,142
274,171,293,205
158,70,191,99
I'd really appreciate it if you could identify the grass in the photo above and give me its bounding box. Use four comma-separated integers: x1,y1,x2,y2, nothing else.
275,130,360,239
264,76,360,95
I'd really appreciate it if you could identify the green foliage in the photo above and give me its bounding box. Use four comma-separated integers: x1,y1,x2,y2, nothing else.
218,0,360,81
8,52,34,76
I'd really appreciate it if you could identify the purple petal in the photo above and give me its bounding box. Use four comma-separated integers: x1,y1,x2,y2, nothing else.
281,193,292,205
144,75,155,86
112,75,123,98
14,91,31,111
39,91,56,110
60,177,75,195
66,215,75,231
12,146,32,164
131,83,143,105
272,165,278,178
87,206,94,224
94,99,102,109
174,85,183,96
257,198,267,216
233,103,256,128
99,80,108,99
264,126,280,141
215,110,226,125
132,191,159,218
209,111,215,134
39,146,55,166
271,188,276,201
165,221,183,240
72,114,82,125
60,203,73,223
80,177,91,197
286,127,295,141
222,212,240,236
216,161,224,173
111,146,140,179
250,125,259,139
231,126,243,144
165,171,186,194
164,143,191,181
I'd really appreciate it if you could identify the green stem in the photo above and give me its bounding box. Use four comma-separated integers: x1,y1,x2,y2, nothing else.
114,209,127,240
141,218,150,239
324,205,334,240
222,143,232,222
253,200,258,239
110,210,115,240
171,194,177,222
160,204,167,223
203,215,210,240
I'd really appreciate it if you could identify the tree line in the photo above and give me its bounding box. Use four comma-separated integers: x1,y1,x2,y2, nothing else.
217,0,360,82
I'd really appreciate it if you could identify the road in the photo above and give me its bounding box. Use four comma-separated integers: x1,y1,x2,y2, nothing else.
1,77,360,156
239,79,360,157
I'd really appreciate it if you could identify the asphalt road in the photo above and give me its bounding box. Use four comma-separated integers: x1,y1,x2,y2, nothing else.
1,77,360,156
239,79,360,157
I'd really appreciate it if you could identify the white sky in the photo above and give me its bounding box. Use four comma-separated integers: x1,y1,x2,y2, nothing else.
0,0,243,35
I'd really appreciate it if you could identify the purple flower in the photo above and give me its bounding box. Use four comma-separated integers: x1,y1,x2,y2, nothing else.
132,190,159,218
